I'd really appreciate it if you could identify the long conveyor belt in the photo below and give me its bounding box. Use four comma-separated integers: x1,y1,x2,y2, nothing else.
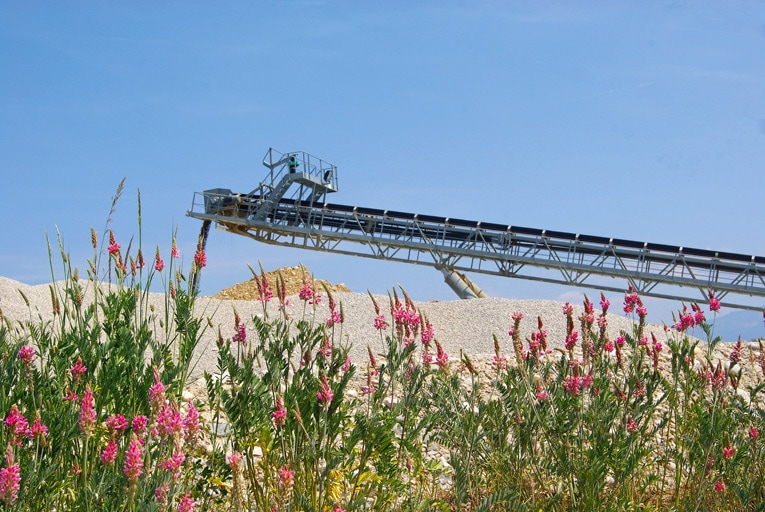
187,148,765,310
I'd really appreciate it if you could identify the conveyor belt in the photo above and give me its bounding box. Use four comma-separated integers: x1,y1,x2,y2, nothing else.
188,190,765,311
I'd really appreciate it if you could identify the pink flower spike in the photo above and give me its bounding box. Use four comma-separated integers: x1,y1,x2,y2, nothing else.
123,435,144,483
723,444,735,459
715,479,726,493
17,345,35,365
317,375,334,408
0,450,20,505
227,451,243,471
273,395,287,427
279,465,295,487
708,291,721,313
100,439,118,465
154,247,165,272
171,240,180,258
79,386,96,437
70,357,87,381
177,492,196,512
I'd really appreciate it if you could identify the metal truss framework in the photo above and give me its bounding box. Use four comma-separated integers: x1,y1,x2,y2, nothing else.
188,188,765,311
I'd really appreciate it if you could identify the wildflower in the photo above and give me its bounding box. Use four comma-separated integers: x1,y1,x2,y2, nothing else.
708,291,721,312
616,335,625,347
155,482,170,506
279,465,295,487
177,492,195,512
326,309,342,327
535,381,548,401
193,247,206,269
723,444,735,459
273,396,287,427
106,414,128,437
600,292,610,313
107,230,120,255
367,346,379,376
131,415,148,436
714,479,726,493
162,451,185,477
492,354,507,370
184,401,200,442
319,335,332,358
751,426,759,441
625,416,638,433
64,390,79,402
232,320,247,345
154,247,165,272
563,371,582,396
124,435,144,483
227,451,243,471
333,507,347,512
30,412,48,441
435,340,449,371
149,367,167,412
623,286,640,314
317,375,334,408
79,386,96,437
603,340,614,353
91,227,98,248
17,345,34,365
341,354,351,372
421,318,434,345
100,439,118,465
157,402,183,438
171,239,180,258
136,249,145,269
729,339,744,365
4,406,29,445
0,450,20,505
372,314,387,331
70,357,87,382
565,331,578,351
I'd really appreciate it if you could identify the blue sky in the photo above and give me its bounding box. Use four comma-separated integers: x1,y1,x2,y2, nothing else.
2,2,764,325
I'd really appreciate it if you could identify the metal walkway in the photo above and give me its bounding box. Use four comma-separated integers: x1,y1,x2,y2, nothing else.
187,148,765,311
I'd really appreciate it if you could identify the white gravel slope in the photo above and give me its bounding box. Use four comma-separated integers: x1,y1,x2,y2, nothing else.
1,277,675,379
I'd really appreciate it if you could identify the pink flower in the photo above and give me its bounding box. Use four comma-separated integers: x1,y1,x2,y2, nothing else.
279,465,295,487
616,335,625,347
30,413,47,440
132,415,148,436
421,320,434,345
70,357,87,381
108,231,120,255
157,402,183,438
177,492,195,512
106,414,128,437
162,451,185,477
227,451,243,471
4,405,29,444
154,248,165,272
79,386,96,437
535,381,548,401
100,439,118,465
171,240,180,259
723,444,735,459
155,482,170,505
317,375,334,408
17,345,35,365
194,248,206,268
374,314,387,331
184,401,200,442
149,368,167,411
603,340,614,353
435,340,449,371
64,390,79,402
232,319,247,345
625,416,638,433
0,450,20,505
273,395,287,427
599,293,610,313
715,479,726,493
565,332,578,351
750,426,759,441
123,435,144,483
341,354,351,372
708,291,721,313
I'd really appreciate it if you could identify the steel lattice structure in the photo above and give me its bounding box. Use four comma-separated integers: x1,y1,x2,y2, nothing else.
187,148,765,311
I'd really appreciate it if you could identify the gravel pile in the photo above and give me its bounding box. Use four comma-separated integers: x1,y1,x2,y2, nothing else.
1,275,674,380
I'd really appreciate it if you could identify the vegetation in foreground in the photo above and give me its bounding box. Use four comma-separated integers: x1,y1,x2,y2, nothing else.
2,189,765,511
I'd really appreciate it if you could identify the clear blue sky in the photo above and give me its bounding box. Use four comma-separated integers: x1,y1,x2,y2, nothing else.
2,2,764,324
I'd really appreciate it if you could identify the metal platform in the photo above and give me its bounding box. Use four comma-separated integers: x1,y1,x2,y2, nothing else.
188,148,765,310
